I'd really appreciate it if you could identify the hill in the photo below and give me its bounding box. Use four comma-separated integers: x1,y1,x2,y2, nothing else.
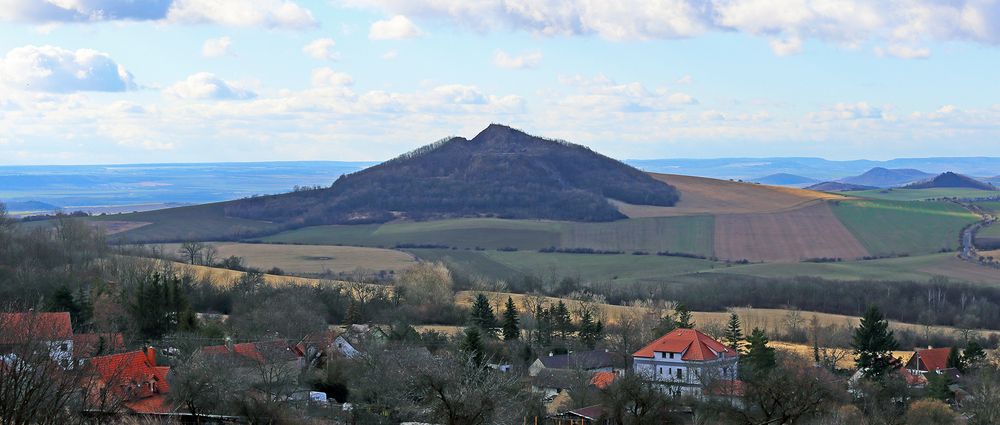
839,167,934,188
750,173,819,187
903,172,996,190
805,181,877,192
223,124,679,225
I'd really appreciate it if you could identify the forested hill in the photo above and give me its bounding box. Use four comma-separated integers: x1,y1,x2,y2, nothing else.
224,124,680,225
903,172,996,190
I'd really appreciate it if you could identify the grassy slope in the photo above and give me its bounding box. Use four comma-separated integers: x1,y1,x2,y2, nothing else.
155,242,417,274
410,249,718,283
830,199,977,256
90,202,280,242
713,253,1000,285
260,215,716,256
848,188,997,201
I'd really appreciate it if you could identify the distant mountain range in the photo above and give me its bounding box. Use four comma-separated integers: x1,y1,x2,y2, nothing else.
838,167,935,188
223,125,680,224
751,173,820,187
903,172,997,190
805,181,876,192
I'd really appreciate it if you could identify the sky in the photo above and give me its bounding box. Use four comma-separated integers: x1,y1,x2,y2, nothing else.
0,0,999,165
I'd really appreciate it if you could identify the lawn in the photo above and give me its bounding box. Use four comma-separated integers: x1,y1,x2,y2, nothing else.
848,188,999,201
830,199,977,256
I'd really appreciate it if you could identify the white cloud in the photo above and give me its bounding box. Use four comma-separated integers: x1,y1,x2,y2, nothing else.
303,38,339,61
381,50,398,60
311,68,354,88
810,102,887,121
202,36,232,57
676,75,693,84
874,44,931,59
349,0,1000,56
493,49,543,69
0,45,135,92
369,15,422,40
164,72,256,100
0,0,317,29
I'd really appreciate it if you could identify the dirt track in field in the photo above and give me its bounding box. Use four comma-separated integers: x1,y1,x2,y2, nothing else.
713,202,870,262
615,173,849,218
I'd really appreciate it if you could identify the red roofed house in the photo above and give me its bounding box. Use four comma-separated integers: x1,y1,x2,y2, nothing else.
633,328,739,396
0,312,74,368
84,348,173,414
905,347,951,375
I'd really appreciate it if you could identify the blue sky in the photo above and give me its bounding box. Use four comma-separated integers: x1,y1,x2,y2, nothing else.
1,0,999,165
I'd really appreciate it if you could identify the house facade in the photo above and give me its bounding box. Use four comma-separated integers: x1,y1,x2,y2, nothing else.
0,312,74,368
633,329,739,396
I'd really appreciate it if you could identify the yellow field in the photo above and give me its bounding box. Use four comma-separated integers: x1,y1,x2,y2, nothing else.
155,242,418,275
771,341,914,369
614,173,847,218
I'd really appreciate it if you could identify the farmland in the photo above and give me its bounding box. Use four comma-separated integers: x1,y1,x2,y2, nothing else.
831,199,978,256
847,187,998,201
715,253,1000,285
90,202,281,242
155,242,417,275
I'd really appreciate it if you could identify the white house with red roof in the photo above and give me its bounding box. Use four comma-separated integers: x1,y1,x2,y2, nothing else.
0,312,74,368
632,328,739,396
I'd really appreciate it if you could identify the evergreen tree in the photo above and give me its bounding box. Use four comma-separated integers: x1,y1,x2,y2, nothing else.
554,301,573,339
926,373,954,402
460,326,485,365
852,305,900,380
470,294,497,337
76,285,93,327
675,304,694,329
535,305,553,346
946,346,964,372
653,313,676,336
578,309,604,350
743,327,776,379
724,313,743,352
48,285,81,325
345,298,361,326
963,340,987,370
501,297,520,341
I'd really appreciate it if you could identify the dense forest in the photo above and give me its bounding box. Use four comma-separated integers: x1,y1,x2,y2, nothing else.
223,124,680,225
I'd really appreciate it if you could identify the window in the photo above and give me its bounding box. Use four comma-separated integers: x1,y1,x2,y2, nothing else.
669,353,675,359
59,343,68,352
660,352,666,358
658,367,662,375
676,369,683,379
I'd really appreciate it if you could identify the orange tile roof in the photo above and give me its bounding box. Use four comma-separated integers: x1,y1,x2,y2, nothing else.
0,312,73,343
590,371,616,389
913,348,951,372
85,349,171,413
633,328,737,361
200,340,299,365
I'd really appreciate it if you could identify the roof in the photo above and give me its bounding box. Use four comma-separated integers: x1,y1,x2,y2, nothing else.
913,347,951,372
200,340,300,365
0,312,73,343
567,405,605,421
590,371,616,389
633,328,737,361
532,369,582,389
899,368,928,386
73,333,125,358
85,349,172,413
536,350,621,370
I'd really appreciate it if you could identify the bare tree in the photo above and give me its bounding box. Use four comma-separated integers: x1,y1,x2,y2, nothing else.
169,352,234,422
179,241,205,265
201,244,219,266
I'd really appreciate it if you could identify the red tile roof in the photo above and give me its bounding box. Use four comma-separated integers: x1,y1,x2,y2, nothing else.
0,312,73,343
200,340,299,365
913,348,951,372
590,371,616,389
85,349,171,413
633,328,737,361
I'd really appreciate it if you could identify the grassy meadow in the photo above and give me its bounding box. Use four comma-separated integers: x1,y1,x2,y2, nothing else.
90,202,280,242
831,199,977,256
156,242,417,275
847,188,998,201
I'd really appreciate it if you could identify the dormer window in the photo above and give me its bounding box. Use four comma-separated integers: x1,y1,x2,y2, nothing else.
659,352,666,358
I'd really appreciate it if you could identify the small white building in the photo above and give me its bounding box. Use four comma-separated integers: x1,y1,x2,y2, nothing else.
632,328,739,397
0,312,74,368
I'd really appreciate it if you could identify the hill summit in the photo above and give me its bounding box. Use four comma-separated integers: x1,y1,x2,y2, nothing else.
224,124,679,225
903,172,996,190
839,167,933,188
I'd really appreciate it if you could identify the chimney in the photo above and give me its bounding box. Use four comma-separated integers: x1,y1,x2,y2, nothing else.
226,337,234,352
548,352,554,357
145,346,157,365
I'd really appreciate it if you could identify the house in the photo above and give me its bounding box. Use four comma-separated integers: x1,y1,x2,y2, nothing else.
531,369,619,401
529,350,624,377
632,328,739,396
200,339,303,368
906,347,951,375
326,324,389,359
548,404,610,425
84,348,172,414
0,312,74,368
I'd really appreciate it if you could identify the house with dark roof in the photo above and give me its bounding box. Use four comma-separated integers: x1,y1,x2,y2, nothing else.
906,347,952,375
84,348,172,414
200,339,303,368
548,404,609,425
632,328,739,396
0,312,74,368
529,350,624,377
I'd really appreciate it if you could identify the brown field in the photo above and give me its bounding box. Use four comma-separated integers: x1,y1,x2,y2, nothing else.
91,221,152,235
914,255,1000,284
771,342,914,370
153,260,392,298
614,173,847,218
156,242,417,275
714,202,870,262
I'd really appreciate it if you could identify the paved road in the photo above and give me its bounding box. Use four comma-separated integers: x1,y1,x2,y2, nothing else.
953,201,995,261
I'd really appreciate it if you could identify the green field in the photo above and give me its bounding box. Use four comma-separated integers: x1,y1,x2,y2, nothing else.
848,188,998,201
409,248,719,284
90,202,281,242
974,201,1000,215
259,215,715,256
714,253,1000,285
831,199,977,256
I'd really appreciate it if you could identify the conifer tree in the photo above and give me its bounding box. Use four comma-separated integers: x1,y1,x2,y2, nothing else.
852,305,900,380
724,313,743,352
554,301,573,339
653,313,676,336
963,340,987,370
501,297,520,341
578,309,604,349
345,298,361,326
48,285,81,325
461,326,485,365
470,293,497,337
743,327,776,379
535,305,552,346
675,304,694,329
947,346,964,372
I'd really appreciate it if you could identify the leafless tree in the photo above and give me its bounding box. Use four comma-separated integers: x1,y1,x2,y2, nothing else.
201,244,219,266
169,352,234,422
179,241,205,265
964,365,1000,425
